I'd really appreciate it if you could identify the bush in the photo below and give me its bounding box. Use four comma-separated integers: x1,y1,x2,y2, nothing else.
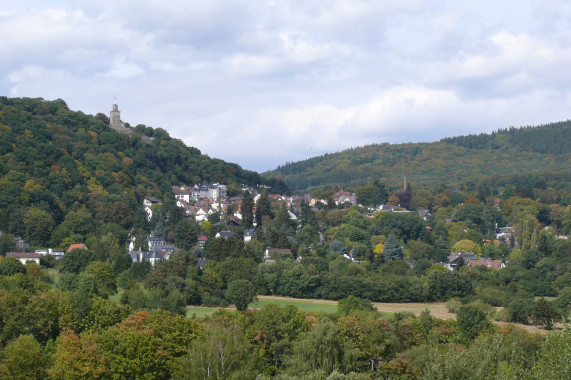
446,299,462,313
507,298,533,324
0,257,26,276
456,305,494,343
337,295,375,315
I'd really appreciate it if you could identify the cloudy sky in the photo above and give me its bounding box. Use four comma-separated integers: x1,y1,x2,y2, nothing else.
3,1,571,171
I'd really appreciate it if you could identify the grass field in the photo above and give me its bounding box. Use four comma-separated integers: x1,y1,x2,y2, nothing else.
183,296,455,317
250,296,339,314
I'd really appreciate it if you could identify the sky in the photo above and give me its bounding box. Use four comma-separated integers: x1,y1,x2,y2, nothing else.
2,1,571,172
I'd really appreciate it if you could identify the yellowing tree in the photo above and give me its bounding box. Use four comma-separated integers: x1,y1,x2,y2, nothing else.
373,244,384,257
451,239,482,257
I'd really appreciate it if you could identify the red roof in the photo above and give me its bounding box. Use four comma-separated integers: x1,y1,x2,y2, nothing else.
197,235,208,241
66,244,88,253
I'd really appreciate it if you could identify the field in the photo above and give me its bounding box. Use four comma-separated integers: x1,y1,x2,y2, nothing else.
254,296,455,318
183,296,459,318
251,296,339,314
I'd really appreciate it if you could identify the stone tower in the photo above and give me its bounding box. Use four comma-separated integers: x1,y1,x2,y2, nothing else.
110,103,125,131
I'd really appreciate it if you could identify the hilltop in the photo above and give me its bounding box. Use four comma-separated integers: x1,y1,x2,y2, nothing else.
264,121,571,192
0,96,279,247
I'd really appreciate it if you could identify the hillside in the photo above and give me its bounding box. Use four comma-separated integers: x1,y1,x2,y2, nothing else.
0,96,266,246
265,122,571,192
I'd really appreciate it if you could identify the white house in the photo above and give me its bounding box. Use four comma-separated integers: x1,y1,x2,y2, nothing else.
6,252,41,265
143,196,162,221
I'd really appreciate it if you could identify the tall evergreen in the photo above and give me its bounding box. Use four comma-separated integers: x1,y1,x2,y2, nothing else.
255,191,272,226
241,190,254,228
382,234,404,262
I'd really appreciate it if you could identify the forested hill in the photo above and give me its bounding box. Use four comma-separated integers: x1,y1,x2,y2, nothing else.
0,97,264,237
265,121,571,192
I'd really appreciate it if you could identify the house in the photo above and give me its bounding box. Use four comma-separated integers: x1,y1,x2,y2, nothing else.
6,251,41,265
288,211,298,221
143,196,162,221
172,185,193,203
467,259,505,270
197,235,208,248
66,243,88,253
35,248,65,260
244,229,256,243
128,250,164,266
432,262,454,271
13,236,29,251
448,251,478,268
216,230,235,239
377,205,398,212
176,183,227,201
495,225,514,242
196,258,207,268
265,248,293,261
332,190,357,205
417,209,431,220
151,244,178,260
148,236,166,249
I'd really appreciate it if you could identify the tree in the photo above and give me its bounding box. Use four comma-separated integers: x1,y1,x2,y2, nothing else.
60,249,96,274
256,191,272,226
456,305,493,343
0,335,46,380
24,208,54,246
0,257,26,276
227,279,256,312
174,219,199,250
371,212,425,243
80,262,117,298
428,271,473,300
531,298,559,330
451,239,482,257
48,330,109,379
288,321,351,375
533,328,571,380
506,298,533,326
383,234,404,262
241,190,254,228
355,184,378,206
176,324,255,379
81,296,130,332
0,232,15,256
337,295,374,315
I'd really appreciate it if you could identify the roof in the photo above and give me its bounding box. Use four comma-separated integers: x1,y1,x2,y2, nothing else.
6,252,41,259
217,230,235,238
197,235,208,241
267,248,293,254
66,244,88,253
468,259,504,270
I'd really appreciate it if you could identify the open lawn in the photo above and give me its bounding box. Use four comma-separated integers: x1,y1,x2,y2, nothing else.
253,296,454,318
251,296,339,314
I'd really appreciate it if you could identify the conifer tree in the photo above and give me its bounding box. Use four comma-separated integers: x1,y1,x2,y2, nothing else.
241,190,254,228
382,234,404,262
255,191,272,226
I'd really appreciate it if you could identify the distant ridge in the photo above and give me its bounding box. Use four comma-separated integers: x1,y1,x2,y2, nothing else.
264,122,571,192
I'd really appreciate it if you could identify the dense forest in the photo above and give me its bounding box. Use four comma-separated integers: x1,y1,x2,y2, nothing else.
0,97,570,378
266,122,571,193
